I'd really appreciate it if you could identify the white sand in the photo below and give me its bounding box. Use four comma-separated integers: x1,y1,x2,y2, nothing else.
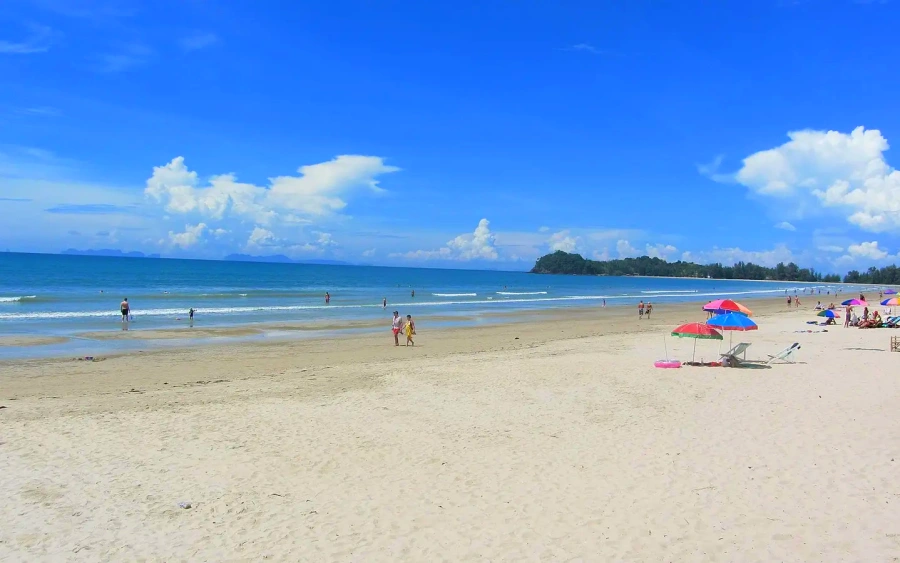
1,301,899,561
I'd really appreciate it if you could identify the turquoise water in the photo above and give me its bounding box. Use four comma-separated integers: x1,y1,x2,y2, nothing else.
0,252,856,358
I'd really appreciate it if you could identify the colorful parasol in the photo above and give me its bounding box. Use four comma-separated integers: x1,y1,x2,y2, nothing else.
841,299,868,307
817,309,840,318
885,289,898,295
707,312,758,347
881,297,900,306
703,299,753,316
672,323,723,362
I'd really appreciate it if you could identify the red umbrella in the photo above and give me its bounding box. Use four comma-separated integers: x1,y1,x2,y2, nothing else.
672,322,723,362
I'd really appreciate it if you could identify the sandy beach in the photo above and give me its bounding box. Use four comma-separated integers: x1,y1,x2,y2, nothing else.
2,298,899,561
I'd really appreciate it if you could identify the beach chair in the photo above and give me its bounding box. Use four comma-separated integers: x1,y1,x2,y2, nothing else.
719,342,751,366
891,336,900,352
767,343,801,364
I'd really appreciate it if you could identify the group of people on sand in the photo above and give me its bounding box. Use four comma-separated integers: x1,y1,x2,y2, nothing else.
637,300,653,319
391,310,416,346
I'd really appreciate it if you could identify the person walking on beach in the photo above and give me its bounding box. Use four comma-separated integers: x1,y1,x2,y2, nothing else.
391,311,403,346
404,314,416,346
844,306,851,328
638,300,644,319
645,302,652,319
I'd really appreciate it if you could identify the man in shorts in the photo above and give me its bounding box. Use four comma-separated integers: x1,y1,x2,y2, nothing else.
391,311,402,346
120,298,130,322
638,300,644,319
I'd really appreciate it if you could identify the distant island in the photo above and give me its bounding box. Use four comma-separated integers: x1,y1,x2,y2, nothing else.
530,251,843,282
62,248,161,259
224,254,351,266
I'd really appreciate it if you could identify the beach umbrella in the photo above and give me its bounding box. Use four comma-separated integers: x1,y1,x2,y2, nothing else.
707,312,758,348
885,289,898,295
817,309,840,318
703,299,753,316
671,322,723,362
881,297,900,306
841,299,868,307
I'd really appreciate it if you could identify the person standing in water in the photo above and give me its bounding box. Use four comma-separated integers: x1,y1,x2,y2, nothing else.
382,297,387,309
411,289,415,298
188,308,195,326
404,314,416,346
120,298,130,323
325,292,330,304
391,311,402,346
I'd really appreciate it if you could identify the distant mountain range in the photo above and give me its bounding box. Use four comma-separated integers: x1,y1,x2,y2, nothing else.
62,248,161,258
223,253,351,266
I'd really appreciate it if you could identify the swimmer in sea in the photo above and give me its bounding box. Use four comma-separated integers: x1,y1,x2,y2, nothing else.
383,297,387,309
120,298,130,327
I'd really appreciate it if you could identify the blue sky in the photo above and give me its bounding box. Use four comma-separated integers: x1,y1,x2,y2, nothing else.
3,0,900,272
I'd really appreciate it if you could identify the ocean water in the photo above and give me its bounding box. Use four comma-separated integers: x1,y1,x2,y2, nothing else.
0,252,858,356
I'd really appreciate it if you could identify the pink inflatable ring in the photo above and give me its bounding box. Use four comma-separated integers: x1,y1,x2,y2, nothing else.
654,359,682,368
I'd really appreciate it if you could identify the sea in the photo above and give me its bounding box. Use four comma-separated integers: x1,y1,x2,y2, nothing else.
0,252,864,359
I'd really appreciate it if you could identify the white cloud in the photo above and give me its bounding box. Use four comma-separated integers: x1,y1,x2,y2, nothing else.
775,221,797,231
616,239,640,258
362,248,376,257
548,230,580,253
681,244,796,267
247,226,278,248
645,243,678,260
818,245,845,253
391,219,499,261
212,228,228,238
732,126,900,232
846,241,888,260
145,155,399,223
167,223,207,249
538,226,550,233
180,32,219,51
0,24,56,54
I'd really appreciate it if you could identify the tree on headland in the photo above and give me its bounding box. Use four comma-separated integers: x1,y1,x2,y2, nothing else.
530,251,843,282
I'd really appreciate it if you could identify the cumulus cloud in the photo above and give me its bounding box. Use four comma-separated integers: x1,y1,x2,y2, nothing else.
731,126,900,232
645,243,678,260
846,241,888,260
362,248,376,257
145,155,399,224
616,239,640,258
775,221,797,231
247,226,281,248
548,230,580,253
167,223,208,248
391,219,499,261
681,244,796,267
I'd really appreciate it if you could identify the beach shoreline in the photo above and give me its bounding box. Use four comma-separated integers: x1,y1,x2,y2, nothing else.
2,294,898,560
0,295,810,364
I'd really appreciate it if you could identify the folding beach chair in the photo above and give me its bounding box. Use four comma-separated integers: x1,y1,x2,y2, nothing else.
719,342,751,366
767,343,801,364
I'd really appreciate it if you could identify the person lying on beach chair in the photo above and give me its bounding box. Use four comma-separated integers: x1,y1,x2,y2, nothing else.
767,343,800,364
719,342,751,367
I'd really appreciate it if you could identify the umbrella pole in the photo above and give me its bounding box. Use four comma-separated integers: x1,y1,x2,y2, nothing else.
692,339,697,363
664,335,669,361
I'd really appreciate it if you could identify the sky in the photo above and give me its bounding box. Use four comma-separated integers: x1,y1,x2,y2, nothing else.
3,0,900,273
